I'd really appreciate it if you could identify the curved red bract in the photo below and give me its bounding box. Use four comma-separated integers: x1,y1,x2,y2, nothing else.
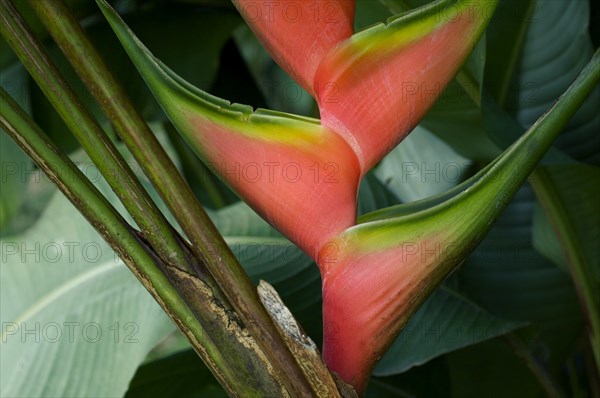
188,114,361,257
232,0,355,95
315,14,477,172
319,234,444,394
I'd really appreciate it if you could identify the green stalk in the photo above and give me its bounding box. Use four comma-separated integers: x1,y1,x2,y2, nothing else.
0,0,190,276
29,0,315,395
0,88,241,396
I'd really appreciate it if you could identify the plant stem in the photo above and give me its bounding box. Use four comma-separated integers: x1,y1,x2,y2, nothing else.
31,0,315,395
0,0,190,276
0,88,241,396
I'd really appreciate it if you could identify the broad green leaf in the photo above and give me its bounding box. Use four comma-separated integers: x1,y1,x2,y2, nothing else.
532,203,568,270
0,171,174,398
505,0,600,164
0,132,27,229
460,185,583,364
421,87,500,161
485,0,600,365
447,338,542,398
532,165,600,281
483,0,535,108
481,91,574,164
483,1,598,164
531,164,600,358
374,125,472,203
355,0,392,31
0,127,188,397
368,356,450,398
125,350,227,398
374,286,522,375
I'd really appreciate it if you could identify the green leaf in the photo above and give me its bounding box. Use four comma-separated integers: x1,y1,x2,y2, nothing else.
531,164,600,362
533,165,600,280
374,286,523,375
0,132,26,229
481,91,573,164
355,0,393,31
532,203,568,270
420,85,501,161
0,127,189,397
358,172,399,216
0,172,174,398
484,0,536,107
447,339,542,398
485,0,600,366
503,0,600,164
368,356,450,398
460,185,584,364
374,125,472,203
126,350,227,398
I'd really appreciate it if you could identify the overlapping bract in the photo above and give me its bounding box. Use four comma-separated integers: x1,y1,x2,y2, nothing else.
315,0,495,171
182,111,361,256
98,0,499,393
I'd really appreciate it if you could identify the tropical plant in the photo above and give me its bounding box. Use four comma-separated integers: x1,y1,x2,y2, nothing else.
1,0,598,397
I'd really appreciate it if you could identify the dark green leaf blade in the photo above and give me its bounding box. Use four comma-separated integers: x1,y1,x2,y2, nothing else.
374,286,523,375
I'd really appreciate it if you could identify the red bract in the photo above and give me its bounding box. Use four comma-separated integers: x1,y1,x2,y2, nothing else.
232,0,355,95
315,2,491,172
183,111,361,257
319,217,459,393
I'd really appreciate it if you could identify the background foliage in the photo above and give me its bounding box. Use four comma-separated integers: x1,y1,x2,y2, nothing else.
1,0,598,397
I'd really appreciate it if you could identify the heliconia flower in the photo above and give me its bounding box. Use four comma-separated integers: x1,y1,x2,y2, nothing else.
231,0,355,95
96,0,532,394
315,0,497,172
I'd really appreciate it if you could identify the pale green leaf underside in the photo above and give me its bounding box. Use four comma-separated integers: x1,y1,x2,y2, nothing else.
0,171,174,398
